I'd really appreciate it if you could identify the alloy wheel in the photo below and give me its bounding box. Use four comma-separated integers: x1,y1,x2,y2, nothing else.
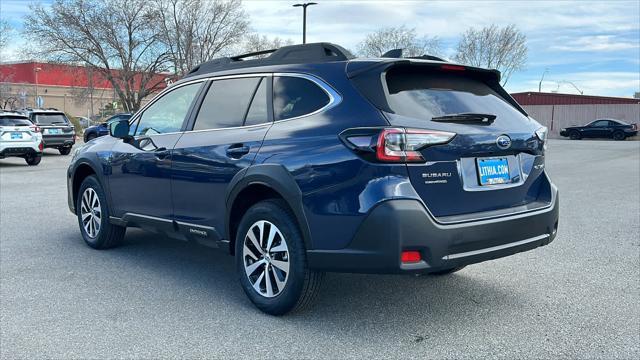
80,188,101,238
242,220,290,298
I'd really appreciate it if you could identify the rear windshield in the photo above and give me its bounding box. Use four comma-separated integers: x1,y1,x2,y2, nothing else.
384,68,526,121
33,113,69,125
0,116,32,126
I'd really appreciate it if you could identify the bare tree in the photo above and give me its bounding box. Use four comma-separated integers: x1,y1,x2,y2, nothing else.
453,24,527,86
0,19,11,51
154,0,248,75
240,34,294,58
24,0,170,112
357,25,441,58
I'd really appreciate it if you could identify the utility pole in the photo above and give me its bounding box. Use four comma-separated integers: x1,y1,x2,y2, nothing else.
293,2,317,44
34,66,42,107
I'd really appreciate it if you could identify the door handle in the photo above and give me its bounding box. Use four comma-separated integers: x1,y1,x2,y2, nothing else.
226,144,250,158
154,148,170,160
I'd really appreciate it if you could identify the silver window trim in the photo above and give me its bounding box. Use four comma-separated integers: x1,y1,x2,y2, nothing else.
128,72,342,136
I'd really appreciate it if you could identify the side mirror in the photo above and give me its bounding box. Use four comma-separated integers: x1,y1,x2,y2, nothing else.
109,119,130,139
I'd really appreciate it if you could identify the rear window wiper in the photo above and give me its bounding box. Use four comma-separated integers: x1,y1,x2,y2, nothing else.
431,113,497,125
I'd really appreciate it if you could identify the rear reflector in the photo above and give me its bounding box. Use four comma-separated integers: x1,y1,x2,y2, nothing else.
401,250,421,263
38,141,44,151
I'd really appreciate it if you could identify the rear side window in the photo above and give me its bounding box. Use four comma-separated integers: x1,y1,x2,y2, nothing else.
273,76,329,120
244,78,269,126
590,120,609,127
33,113,69,125
0,116,32,126
384,68,526,122
194,77,262,130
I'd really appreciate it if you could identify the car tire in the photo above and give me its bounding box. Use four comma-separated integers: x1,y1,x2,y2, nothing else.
569,131,581,140
236,199,323,315
613,131,625,141
59,146,72,155
76,175,125,249
85,133,96,142
25,155,41,166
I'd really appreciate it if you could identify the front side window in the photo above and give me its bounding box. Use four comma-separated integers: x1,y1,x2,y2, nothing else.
134,82,202,136
193,77,262,130
273,76,330,120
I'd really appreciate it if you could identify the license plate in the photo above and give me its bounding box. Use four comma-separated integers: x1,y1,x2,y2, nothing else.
47,128,60,135
477,158,511,185
11,132,22,140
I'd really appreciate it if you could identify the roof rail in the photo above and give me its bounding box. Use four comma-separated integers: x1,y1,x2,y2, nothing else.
230,48,278,61
185,42,355,78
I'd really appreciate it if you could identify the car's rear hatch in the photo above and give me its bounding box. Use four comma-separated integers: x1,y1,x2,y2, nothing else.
32,113,74,137
348,60,551,221
0,116,38,144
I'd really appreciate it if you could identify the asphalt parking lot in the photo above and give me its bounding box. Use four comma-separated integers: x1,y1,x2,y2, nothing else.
1,139,638,359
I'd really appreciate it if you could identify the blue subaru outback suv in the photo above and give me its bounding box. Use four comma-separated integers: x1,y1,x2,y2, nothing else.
67,43,559,315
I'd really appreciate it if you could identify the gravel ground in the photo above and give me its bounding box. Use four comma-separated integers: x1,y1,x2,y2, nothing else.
1,139,639,359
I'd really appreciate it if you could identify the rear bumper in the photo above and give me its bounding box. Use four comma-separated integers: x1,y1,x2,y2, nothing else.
307,184,559,274
43,135,75,148
0,143,42,158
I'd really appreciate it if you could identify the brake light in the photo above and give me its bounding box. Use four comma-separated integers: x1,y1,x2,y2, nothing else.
441,64,466,72
376,128,456,163
401,251,422,263
30,125,41,133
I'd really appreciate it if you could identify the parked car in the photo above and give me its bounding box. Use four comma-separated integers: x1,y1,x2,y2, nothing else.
0,111,43,165
83,113,132,142
67,43,559,315
560,119,638,140
21,108,75,154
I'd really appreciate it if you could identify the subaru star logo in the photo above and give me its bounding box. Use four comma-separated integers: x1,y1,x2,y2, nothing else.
496,135,512,150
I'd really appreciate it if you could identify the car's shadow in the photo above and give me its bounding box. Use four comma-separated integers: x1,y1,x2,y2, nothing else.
72,228,523,339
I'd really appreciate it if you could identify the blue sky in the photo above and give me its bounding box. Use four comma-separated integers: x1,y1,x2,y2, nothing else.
1,0,639,97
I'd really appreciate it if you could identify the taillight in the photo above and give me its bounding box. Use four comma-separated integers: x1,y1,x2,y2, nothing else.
30,126,41,133
375,128,456,163
535,126,548,150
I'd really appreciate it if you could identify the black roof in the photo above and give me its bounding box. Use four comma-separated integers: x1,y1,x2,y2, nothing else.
184,42,354,78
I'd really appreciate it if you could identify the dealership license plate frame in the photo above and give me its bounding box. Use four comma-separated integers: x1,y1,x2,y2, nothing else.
476,157,511,186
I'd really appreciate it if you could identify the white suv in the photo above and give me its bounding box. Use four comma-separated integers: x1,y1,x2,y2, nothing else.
0,111,44,165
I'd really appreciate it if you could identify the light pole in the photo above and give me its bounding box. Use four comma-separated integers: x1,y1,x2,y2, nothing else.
538,68,549,92
293,2,317,44
34,66,42,107
560,80,584,95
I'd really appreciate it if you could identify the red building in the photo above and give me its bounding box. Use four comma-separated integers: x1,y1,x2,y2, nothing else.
0,61,170,116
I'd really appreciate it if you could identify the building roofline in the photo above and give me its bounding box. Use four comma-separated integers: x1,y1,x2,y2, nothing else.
511,91,638,101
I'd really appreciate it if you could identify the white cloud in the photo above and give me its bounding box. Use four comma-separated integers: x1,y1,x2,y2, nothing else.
551,35,639,52
509,72,640,97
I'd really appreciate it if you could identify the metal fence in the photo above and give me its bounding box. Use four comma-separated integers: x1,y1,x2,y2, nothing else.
522,104,640,138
